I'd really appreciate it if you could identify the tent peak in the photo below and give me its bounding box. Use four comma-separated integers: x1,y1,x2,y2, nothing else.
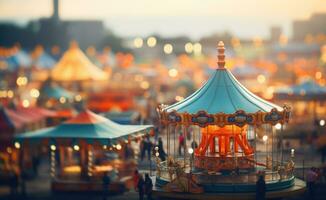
69,40,79,49
217,41,226,69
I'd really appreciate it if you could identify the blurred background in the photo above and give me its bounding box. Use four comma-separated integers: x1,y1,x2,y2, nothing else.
0,0,325,198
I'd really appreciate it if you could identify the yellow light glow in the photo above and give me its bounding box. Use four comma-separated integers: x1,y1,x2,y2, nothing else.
14,142,20,149
116,144,122,150
264,86,274,99
103,145,107,149
7,147,12,154
168,68,178,77
74,94,82,102
22,99,30,108
73,145,80,151
193,43,202,55
7,90,14,98
147,37,157,47
63,165,81,173
50,145,56,151
0,90,7,98
163,44,173,54
59,97,66,104
175,96,184,101
275,123,282,130
16,76,28,86
262,135,268,142
140,81,150,89
315,71,322,80
185,42,193,53
257,74,266,84
134,37,143,48
30,88,40,98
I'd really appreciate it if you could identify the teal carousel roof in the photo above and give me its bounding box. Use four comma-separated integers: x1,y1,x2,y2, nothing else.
165,69,281,114
159,42,290,127
15,110,153,145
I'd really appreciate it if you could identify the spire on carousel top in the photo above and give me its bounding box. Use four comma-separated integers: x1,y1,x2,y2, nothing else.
217,41,226,69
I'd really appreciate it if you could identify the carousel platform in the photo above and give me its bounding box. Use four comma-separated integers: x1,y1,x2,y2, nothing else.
153,177,306,200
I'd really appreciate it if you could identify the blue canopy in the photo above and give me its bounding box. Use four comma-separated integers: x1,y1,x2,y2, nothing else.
103,111,139,125
15,110,153,145
41,84,74,100
275,80,326,100
33,52,56,69
1,50,31,71
164,68,282,114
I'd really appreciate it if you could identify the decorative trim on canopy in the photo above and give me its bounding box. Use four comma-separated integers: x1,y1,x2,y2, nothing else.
157,105,290,127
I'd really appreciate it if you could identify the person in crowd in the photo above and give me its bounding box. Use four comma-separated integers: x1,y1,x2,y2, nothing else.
191,140,198,150
144,173,153,200
306,167,319,200
9,171,18,197
145,135,152,160
158,137,166,161
137,174,145,200
133,169,140,191
256,174,266,200
140,139,146,161
102,172,111,200
178,133,185,156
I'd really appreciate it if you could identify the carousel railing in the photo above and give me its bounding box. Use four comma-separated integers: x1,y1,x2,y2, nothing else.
156,159,295,183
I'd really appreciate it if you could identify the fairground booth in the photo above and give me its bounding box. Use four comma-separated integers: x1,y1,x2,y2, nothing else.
15,110,153,193
274,79,326,128
51,42,108,93
154,42,305,199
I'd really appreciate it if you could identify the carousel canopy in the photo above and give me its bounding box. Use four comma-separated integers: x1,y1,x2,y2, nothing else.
0,50,31,71
164,46,282,114
160,42,289,127
103,111,139,125
33,52,56,69
51,42,108,81
274,79,326,100
40,80,74,100
15,110,153,145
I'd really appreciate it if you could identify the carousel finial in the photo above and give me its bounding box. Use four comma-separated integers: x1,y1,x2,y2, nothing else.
217,41,225,69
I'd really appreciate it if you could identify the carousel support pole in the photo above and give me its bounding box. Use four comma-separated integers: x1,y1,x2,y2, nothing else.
150,143,152,176
253,126,256,169
271,124,276,179
174,125,176,159
18,142,26,197
50,145,56,179
183,124,187,167
281,124,284,165
167,123,170,158
79,143,87,179
59,146,65,177
88,145,93,178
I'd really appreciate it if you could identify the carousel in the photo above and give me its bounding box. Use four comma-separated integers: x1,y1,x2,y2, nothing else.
154,41,305,199
15,109,153,193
